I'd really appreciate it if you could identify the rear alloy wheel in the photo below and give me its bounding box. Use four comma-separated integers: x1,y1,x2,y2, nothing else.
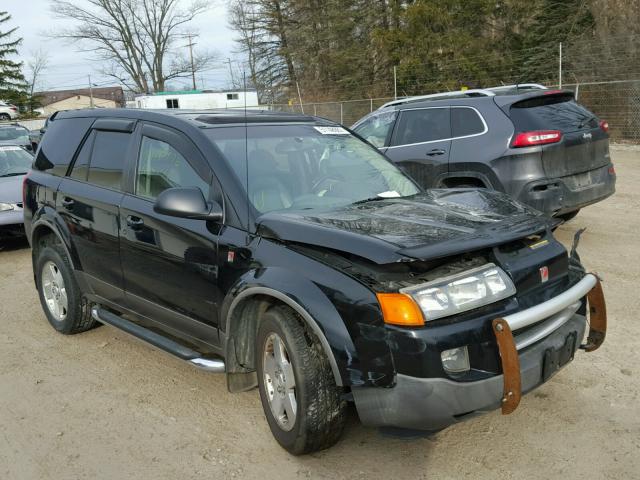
41,260,69,322
36,243,96,334
0,113,10,121
256,306,347,455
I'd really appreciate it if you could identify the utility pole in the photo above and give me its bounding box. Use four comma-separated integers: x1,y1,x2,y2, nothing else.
88,74,94,108
558,42,563,89
393,66,397,100
184,34,198,91
226,58,235,88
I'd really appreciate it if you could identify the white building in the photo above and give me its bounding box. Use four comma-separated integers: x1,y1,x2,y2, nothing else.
133,90,259,110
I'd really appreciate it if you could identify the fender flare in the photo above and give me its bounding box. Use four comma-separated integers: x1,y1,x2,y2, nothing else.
225,286,344,386
30,215,79,271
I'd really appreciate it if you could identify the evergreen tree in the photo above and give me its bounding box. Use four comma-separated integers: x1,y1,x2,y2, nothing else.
0,11,26,102
520,0,595,83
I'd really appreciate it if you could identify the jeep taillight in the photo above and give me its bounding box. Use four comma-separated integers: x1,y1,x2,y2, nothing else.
512,130,562,148
599,120,609,133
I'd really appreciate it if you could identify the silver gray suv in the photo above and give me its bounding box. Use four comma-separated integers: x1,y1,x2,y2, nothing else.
352,85,616,220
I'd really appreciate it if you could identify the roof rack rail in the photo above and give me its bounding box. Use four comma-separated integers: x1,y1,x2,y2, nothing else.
379,89,495,109
378,83,548,109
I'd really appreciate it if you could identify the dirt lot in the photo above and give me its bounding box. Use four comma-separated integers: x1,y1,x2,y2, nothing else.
1,148,639,480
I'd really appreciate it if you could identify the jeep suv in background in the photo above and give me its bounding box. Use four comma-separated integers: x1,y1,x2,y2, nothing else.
352,85,616,220
24,109,607,454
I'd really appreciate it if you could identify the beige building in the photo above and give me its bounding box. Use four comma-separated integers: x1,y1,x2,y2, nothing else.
36,87,125,115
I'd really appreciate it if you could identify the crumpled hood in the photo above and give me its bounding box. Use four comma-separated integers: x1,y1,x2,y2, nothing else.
257,189,553,264
0,174,24,203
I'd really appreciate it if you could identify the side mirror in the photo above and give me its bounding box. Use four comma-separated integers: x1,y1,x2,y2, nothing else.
153,187,223,222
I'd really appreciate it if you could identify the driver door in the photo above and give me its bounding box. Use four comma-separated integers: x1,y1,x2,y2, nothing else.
119,123,223,346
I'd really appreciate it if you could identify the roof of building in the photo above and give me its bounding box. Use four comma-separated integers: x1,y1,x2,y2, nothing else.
34,87,125,107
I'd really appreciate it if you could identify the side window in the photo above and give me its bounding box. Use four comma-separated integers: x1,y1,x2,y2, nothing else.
69,131,95,181
166,99,179,109
87,131,131,190
391,108,451,146
136,136,210,200
33,117,94,176
451,108,485,137
353,110,397,148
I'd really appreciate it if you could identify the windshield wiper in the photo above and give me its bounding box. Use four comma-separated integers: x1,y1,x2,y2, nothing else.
0,172,27,178
351,196,391,205
578,115,596,129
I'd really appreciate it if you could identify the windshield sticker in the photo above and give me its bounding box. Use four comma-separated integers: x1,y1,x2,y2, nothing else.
314,126,350,135
377,191,401,198
0,146,23,151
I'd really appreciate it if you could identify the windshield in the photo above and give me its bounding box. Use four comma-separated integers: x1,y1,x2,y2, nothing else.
0,146,33,177
207,124,419,214
0,126,28,143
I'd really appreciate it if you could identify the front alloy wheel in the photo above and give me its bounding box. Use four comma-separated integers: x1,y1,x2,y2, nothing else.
262,333,297,431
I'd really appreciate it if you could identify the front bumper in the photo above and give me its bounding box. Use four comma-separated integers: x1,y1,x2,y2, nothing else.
0,209,25,237
353,274,606,431
519,164,616,215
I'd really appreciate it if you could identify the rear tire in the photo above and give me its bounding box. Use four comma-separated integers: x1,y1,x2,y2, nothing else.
256,306,347,455
0,113,10,121
35,244,96,334
557,209,580,222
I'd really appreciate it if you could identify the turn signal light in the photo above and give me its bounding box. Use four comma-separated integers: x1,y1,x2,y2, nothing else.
599,120,609,133
377,293,425,327
512,130,562,148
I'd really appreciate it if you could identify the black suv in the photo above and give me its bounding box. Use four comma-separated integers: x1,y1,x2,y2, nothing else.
352,85,616,220
24,109,607,454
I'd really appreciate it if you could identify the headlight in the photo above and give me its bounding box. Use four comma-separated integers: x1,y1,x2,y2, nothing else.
0,202,14,212
401,264,516,321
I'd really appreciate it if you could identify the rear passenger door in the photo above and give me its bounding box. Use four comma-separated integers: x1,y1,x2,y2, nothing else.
384,107,451,188
119,123,221,347
57,118,136,302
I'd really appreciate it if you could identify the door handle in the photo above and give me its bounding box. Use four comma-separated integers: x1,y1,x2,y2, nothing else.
126,215,144,229
426,148,446,156
61,198,75,209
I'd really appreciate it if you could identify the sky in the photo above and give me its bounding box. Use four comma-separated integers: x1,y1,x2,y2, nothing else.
5,0,236,93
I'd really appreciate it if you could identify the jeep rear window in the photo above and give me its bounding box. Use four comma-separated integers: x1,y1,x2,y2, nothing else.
509,95,597,133
34,117,95,176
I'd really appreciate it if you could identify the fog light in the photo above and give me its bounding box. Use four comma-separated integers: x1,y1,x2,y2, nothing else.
441,347,470,374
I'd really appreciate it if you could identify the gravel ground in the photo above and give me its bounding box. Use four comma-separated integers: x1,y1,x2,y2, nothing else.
0,148,638,479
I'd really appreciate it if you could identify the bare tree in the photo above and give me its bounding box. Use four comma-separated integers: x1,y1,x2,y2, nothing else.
26,49,49,112
50,0,218,92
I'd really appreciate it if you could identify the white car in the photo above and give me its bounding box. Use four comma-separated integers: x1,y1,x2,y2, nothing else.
0,101,19,121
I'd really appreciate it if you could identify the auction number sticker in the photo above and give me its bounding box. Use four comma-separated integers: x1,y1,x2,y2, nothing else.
314,126,350,135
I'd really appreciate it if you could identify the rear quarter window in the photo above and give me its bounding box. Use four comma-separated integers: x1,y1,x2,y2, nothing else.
509,95,596,133
451,107,485,137
33,117,94,176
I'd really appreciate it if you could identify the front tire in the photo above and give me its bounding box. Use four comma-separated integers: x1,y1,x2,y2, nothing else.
36,244,96,334
256,306,347,455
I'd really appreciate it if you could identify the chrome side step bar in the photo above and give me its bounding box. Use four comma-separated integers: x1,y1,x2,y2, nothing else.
91,306,225,373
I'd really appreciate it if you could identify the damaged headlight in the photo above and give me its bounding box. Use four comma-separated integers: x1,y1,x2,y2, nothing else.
0,203,14,212
400,264,516,321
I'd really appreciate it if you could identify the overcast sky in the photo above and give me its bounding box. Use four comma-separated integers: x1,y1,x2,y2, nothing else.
5,0,235,92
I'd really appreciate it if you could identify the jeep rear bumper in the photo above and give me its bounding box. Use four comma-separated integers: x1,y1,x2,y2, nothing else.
353,274,606,431
519,163,616,215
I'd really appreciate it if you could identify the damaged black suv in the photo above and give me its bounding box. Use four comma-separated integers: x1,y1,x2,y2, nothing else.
24,109,607,455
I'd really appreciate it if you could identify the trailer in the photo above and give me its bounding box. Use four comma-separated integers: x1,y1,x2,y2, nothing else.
133,90,259,110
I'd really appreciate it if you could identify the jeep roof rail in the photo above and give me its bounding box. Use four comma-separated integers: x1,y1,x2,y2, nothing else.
379,83,548,109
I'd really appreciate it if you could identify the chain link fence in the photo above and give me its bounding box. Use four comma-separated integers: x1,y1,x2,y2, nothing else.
262,79,640,143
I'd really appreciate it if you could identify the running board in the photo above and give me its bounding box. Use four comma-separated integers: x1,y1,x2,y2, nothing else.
91,306,225,373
